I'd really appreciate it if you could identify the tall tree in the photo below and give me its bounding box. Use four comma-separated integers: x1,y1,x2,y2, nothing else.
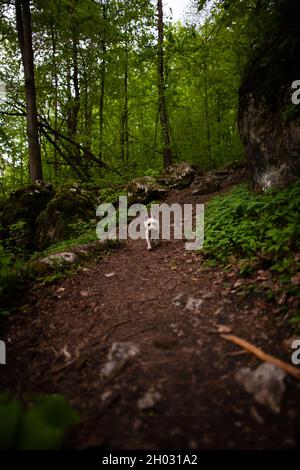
120,37,129,163
99,1,107,160
15,0,43,181
157,0,172,168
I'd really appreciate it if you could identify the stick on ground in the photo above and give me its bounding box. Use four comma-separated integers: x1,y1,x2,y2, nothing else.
221,334,300,380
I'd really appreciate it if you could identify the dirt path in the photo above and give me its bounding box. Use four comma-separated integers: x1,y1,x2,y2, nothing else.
2,179,300,450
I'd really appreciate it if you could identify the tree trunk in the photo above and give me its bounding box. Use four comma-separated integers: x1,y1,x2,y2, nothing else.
203,61,214,166
157,0,172,168
99,3,107,159
15,0,43,182
71,33,80,139
51,23,58,177
66,32,81,166
120,40,129,162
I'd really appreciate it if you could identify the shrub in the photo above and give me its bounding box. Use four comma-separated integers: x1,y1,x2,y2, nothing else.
0,394,79,450
203,183,300,276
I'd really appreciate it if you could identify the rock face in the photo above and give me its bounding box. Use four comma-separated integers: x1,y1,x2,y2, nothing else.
160,163,197,188
0,183,98,251
126,177,168,204
0,183,54,248
238,0,300,190
35,185,97,250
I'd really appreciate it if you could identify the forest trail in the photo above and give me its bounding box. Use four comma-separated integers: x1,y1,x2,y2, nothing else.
2,176,300,450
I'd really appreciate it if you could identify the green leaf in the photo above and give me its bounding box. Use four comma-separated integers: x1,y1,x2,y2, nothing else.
0,398,22,449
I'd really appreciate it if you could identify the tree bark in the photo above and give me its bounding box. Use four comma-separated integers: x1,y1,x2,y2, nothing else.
66,31,80,164
99,2,107,159
15,0,43,182
120,40,129,162
157,0,172,168
50,23,58,177
203,61,214,166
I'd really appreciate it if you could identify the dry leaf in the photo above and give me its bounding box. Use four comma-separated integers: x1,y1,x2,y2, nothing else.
217,324,232,334
291,273,300,285
105,272,115,278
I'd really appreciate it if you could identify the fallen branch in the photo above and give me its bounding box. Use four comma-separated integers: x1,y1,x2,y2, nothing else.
221,334,300,380
40,126,87,179
1,99,122,176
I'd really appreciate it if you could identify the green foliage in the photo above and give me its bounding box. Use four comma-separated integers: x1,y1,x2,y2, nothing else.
98,187,127,205
282,103,300,122
8,220,27,234
39,220,98,257
0,394,79,450
0,0,247,191
0,243,28,312
289,315,300,327
203,183,300,277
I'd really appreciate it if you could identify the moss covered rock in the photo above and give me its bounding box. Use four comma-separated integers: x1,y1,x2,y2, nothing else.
160,163,197,189
35,184,97,250
32,239,122,274
0,183,54,248
126,177,168,204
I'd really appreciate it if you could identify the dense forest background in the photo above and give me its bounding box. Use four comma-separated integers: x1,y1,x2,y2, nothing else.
0,0,284,192
1,0,300,452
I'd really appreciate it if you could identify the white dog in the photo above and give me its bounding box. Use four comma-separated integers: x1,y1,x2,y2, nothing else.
144,216,160,250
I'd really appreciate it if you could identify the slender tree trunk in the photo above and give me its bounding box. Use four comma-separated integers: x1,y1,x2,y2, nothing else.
71,32,80,140
66,62,72,138
15,0,43,181
99,3,107,159
66,32,81,166
82,57,92,154
157,0,172,168
203,61,214,166
51,23,58,177
120,40,129,162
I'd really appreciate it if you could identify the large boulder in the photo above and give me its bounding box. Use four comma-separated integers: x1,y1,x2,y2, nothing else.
238,0,300,190
126,177,168,204
35,184,97,250
0,182,53,248
33,239,121,273
160,163,197,189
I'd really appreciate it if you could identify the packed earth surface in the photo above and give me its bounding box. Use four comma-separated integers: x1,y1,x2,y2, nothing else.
1,171,300,450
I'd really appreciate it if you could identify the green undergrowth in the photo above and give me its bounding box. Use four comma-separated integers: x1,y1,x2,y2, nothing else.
37,220,98,256
202,182,300,323
0,394,78,450
0,220,119,318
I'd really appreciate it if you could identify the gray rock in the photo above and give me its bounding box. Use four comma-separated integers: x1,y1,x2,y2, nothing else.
40,252,77,267
185,296,203,313
101,342,140,379
126,177,168,204
235,362,286,414
160,163,197,189
138,390,162,410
